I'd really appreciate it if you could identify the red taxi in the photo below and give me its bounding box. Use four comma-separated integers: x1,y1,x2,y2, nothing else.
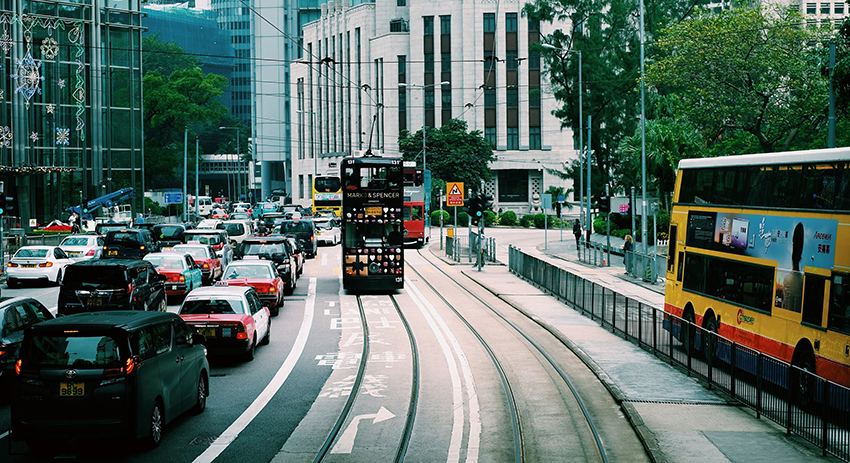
171,244,222,284
219,260,284,316
178,286,270,361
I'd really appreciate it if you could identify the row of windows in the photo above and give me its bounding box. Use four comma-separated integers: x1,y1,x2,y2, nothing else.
678,163,850,211
805,2,845,15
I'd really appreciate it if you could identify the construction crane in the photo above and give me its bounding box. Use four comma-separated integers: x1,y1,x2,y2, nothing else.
66,188,136,220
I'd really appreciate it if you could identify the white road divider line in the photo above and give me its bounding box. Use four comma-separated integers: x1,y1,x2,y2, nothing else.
193,277,317,463
0,430,9,440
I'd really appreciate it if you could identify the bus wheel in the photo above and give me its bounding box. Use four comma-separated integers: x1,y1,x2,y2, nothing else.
791,343,816,408
682,304,696,355
701,311,719,365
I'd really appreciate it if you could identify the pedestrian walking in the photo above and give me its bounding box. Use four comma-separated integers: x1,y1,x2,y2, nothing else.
623,235,634,273
572,219,582,248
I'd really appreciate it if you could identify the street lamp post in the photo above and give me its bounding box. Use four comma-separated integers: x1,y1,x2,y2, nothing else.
639,0,649,263
195,136,200,218
219,126,242,202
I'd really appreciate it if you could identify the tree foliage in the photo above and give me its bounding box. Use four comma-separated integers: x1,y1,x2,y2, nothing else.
647,7,828,152
398,119,495,204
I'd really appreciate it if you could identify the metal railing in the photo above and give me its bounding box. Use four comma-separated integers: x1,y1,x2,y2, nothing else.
445,232,496,264
508,245,850,462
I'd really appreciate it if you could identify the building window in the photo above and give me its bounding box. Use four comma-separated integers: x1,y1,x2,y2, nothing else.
507,87,518,108
484,13,496,33
424,53,434,74
498,170,528,202
529,127,541,149
485,127,496,148
397,0,405,5
298,175,304,199
440,15,451,35
506,50,518,70
398,55,407,132
821,2,830,14
806,2,817,14
507,127,519,150
528,18,540,32
390,19,409,32
836,2,845,14
506,13,517,33
308,175,313,196
424,16,434,35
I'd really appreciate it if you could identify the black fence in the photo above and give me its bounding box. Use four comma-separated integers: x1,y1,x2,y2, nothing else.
508,245,850,461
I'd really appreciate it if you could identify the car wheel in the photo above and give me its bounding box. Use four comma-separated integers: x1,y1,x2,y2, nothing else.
285,280,294,295
146,400,164,448
261,320,271,345
6,278,18,289
244,335,256,361
271,305,280,317
193,374,208,414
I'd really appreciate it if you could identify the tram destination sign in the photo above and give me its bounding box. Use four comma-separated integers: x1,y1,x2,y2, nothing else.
446,182,464,207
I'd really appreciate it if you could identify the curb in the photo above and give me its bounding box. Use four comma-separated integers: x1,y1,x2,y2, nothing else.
460,268,667,463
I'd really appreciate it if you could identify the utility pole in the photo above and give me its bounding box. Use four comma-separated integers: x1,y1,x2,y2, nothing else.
828,41,836,148
639,0,649,259
578,51,584,231
195,137,200,218
183,127,188,222
236,128,242,201
586,115,592,245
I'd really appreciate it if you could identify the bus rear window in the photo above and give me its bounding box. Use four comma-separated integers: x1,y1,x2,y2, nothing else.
26,334,123,370
315,177,341,192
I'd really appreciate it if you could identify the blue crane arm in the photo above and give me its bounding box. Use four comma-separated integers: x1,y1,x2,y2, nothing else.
66,187,135,219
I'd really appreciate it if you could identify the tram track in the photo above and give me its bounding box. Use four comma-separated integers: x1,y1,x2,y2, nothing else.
411,248,609,463
313,294,419,463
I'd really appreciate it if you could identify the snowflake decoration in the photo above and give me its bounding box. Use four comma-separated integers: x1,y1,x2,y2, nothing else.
29,131,38,143
0,30,11,55
57,79,66,89
40,37,58,60
13,51,43,102
55,127,69,146
0,126,11,148
0,89,4,100
46,103,55,114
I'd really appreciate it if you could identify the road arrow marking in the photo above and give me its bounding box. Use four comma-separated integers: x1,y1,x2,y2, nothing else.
330,406,396,454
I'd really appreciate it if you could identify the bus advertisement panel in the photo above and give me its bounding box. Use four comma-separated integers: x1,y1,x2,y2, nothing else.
313,176,342,216
666,148,850,388
341,157,404,292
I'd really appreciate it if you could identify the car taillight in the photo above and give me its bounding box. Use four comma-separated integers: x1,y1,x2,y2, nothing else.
15,359,22,376
6,262,18,267
127,283,135,294
140,245,146,250
178,275,185,283
268,284,277,293
202,262,210,269
85,248,96,256
310,235,314,241
235,324,248,340
38,262,53,267
124,356,137,375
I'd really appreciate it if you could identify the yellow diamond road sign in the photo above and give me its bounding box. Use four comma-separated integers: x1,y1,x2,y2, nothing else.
446,182,464,207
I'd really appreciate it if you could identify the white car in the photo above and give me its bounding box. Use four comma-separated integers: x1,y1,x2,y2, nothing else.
6,246,74,288
222,220,252,245
59,234,105,259
314,218,341,245
197,219,224,230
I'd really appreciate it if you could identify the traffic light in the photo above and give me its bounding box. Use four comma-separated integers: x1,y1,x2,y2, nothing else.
0,180,4,215
468,195,483,225
81,198,90,214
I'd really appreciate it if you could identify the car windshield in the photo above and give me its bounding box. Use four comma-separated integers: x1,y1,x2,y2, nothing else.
231,213,249,220
26,334,122,370
224,223,245,235
224,265,273,279
186,234,222,245
154,225,184,240
14,248,49,258
107,232,142,245
181,297,245,315
174,246,209,259
243,243,286,256
315,220,334,230
197,220,219,228
144,255,185,269
96,225,126,234
63,267,128,289
280,221,312,234
61,237,91,246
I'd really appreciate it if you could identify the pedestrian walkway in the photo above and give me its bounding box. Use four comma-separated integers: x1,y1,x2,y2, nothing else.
458,264,832,463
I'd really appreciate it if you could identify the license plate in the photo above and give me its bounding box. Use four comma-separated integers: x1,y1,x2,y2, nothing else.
107,250,118,256
59,382,85,397
88,297,103,307
162,246,172,251
365,207,382,216
197,327,216,338
171,285,179,290
21,263,36,268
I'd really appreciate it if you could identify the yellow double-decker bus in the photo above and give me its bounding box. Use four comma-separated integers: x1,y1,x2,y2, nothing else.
665,148,850,388
312,175,342,216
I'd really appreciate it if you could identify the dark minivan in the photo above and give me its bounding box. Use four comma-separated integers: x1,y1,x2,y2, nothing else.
12,311,209,449
152,224,187,249
58,259,167,316
103,229,158,259
278,219,317,259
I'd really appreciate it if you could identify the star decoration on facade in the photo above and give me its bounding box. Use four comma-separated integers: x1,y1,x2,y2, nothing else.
57,78,66,89
55,127,69,146
46,103,55,114
40,37,59,60
13,51,43,102
30,131,38,143
0,126,11,148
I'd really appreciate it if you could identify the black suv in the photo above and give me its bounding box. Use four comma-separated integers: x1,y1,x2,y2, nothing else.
12,311,209,449
58,259,167,316
151,224,187,249
238,236,297,295
278,219,317,259
103,229,158,259
0,297,53,386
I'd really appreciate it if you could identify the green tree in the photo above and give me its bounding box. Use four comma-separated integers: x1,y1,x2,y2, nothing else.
647,7,828,152
143,36,200,77
398,119,495,205
544,185,574,218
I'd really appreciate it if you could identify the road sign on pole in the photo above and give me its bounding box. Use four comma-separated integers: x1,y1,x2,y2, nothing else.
446,182,464,207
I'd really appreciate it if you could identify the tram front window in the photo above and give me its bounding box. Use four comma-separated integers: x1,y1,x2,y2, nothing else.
345,222,403,247
344,166,401,191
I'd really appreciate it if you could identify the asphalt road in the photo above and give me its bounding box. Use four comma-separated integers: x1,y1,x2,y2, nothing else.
0,234,646,462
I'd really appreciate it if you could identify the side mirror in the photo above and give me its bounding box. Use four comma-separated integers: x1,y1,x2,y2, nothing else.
192,333,206,345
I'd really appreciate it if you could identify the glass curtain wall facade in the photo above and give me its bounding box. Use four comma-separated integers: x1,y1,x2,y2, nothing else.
0,0,143,226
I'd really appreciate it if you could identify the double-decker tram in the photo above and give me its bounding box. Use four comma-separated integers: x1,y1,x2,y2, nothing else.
341,156,405,292
665,147,850,387
313,175,342,216
403,161,427,247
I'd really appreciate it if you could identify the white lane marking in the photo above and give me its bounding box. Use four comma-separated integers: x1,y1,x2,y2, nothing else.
407,279,466,463
330,406,396,454
193,277,317,463
0,430,9,440
321,252,328,267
